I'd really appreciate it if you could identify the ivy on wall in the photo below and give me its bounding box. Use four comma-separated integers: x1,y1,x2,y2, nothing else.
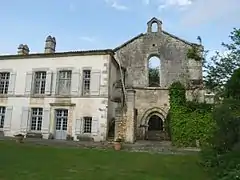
187,46,202,61
167,81,215,147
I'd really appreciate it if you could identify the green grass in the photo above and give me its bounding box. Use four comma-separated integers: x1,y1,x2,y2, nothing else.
0,141,209,180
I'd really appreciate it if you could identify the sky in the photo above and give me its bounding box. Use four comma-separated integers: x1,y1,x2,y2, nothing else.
0,0,240,59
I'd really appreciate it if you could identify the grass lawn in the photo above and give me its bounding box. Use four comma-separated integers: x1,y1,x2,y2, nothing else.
0,141,209,180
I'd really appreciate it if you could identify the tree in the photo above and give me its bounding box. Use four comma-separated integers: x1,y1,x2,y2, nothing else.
149,67,160,87
204,28,240,98
225,68,240,99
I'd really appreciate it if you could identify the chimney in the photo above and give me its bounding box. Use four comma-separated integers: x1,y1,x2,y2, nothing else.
44,35,56,53
17,44,30,55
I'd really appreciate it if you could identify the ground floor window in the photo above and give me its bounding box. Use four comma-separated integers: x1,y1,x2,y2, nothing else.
30,108,43,131
0,106,6,129
83,117,92,133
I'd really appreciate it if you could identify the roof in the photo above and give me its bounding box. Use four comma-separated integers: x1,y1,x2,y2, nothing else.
113,31,201,52
0,49,114,60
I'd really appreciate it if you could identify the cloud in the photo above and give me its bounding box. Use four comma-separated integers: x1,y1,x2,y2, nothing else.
143,0,192,9
79,36,96,43
181,0,240,26
105,0,128,10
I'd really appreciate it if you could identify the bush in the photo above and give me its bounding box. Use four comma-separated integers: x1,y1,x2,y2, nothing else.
200,99,240,180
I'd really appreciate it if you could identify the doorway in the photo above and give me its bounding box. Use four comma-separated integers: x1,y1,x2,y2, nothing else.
55,109,68,140
148,115,163,131
146,114,164,141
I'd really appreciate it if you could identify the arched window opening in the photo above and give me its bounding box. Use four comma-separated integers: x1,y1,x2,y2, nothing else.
151,22,158,32
148,115,163,131
148,56,161,87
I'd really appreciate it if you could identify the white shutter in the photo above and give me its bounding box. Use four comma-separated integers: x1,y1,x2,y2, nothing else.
90,70,101,96
80,117,83,134
42,108,50,133
21,107,30,133
91,116,99,136
52,72,57,95
25,72,33,95
71,69,80,96
75,119,82,135
45,70,52,95
3,106,13,131
8,72,16,95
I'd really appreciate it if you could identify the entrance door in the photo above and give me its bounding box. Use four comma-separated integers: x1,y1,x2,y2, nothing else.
55,109,68,140
146,115,164,141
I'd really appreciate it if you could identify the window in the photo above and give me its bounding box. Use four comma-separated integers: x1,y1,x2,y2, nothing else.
83,70,91,95
58,70,72,95
33,71,46,94
30,108,43,131
83,117,92,133
55,109,68,131
0,72,10,94
148,56,161,87
0,107,5,129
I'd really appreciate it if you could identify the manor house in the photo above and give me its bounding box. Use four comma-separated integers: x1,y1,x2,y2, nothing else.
0,17,212,143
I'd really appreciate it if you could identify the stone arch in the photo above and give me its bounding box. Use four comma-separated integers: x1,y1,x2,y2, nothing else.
140,107,168,140
151,22,158,32
140,107,167,125
147,17,162,33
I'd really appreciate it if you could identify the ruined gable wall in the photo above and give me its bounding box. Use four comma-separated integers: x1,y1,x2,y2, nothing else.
114,21,203,139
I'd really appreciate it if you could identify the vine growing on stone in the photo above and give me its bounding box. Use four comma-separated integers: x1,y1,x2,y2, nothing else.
168,81,215,147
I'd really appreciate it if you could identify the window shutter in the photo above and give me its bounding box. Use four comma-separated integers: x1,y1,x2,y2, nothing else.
8,72,16,95
51,71,57,95
3,106,13,131
42,108,50,133
71,69,80,96
80,117,83,134
90,70,101,96
75,118,83,135
25,72,33,95
91,116,99,136
21,107,30,133
45,70,52,95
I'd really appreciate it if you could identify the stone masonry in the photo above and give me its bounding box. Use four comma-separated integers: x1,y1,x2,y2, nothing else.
113,17,205,142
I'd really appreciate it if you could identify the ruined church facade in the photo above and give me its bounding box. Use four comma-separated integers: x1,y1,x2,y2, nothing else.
112,17,209,142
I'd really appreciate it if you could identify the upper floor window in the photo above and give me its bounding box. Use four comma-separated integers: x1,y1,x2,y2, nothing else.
148,56,161,87
0,106,5,129
33,71,46,94
82,70,91,95
30,108,43,131
0,72,10,94
58,70,72,95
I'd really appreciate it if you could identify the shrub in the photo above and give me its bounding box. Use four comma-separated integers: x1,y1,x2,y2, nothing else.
200,99,240,180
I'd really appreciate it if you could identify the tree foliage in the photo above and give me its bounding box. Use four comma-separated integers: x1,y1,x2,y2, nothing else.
204,28,240,98
201,68,240,180
225,68,240,100
149,67,160,87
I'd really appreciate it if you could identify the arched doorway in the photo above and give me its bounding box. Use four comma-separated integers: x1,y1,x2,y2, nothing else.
146,114,165,141
148,115,163,131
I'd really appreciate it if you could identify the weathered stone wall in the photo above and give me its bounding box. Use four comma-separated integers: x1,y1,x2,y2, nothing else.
114,18,203,140
134,88,169,139
114,28,202,88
